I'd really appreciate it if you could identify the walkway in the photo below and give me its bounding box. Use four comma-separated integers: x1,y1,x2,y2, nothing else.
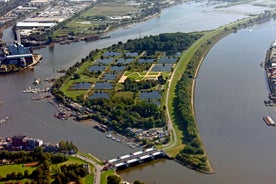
75,154,103,184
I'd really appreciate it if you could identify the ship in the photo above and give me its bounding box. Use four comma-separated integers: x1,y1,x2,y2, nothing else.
84,34,111,42
263,116,276,126
264,39,276,102
84,35,100,41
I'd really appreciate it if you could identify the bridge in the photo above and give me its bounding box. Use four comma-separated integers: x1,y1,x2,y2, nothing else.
104,147,167,170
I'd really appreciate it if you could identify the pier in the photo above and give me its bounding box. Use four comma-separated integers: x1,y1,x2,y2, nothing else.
104,147,167,170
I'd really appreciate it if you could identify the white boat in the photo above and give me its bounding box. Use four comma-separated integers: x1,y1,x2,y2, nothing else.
124,25,132,29
263,116,276,126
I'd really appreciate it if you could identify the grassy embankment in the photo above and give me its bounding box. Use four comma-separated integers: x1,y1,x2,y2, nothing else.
100,170,115,184
79,152,105,165
162,12,273,173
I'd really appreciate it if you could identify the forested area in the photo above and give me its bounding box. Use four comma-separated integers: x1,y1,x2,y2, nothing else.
121,32,202,54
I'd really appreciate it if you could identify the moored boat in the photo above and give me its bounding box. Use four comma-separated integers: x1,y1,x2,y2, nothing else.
263,116,276,126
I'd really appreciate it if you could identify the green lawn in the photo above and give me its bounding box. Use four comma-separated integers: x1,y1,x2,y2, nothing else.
114,91,134,99
79,152,105,165
82,4,139,17
0,164,36,177
84,174,94,184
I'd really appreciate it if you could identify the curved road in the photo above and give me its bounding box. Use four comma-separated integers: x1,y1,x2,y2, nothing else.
75,154,103,184
163,58,179,152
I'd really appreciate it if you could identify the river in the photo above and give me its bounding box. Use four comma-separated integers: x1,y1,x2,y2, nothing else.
0,1,273,183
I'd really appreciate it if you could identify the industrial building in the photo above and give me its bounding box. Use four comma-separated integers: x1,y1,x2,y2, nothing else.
0,42,34,67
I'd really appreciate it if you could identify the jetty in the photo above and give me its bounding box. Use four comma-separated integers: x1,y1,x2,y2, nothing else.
104,147,167,170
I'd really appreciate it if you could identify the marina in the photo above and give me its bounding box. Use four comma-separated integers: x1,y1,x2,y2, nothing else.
104,147,167,171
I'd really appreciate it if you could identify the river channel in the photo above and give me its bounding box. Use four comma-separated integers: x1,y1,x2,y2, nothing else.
0,1,274,183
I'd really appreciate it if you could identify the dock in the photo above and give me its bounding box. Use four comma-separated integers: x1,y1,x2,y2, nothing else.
104,147,167,170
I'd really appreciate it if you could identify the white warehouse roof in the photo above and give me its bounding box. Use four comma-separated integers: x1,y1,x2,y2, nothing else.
16,22,56,28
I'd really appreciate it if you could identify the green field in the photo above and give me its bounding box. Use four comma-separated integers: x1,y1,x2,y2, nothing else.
54,3,140,37
0,164,36,177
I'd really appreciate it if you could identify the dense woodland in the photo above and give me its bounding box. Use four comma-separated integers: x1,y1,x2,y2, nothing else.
118,32,202,53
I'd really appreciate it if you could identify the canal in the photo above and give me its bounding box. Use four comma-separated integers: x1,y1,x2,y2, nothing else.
0,1,274,183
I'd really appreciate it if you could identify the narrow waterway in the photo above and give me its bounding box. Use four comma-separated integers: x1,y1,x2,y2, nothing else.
0,1,273,183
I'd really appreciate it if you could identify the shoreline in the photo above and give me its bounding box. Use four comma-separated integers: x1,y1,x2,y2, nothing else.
32,1,185,48
163,10,276,173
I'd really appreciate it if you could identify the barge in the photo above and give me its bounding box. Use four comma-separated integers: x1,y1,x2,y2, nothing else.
264,39,276,102
263,116,276,126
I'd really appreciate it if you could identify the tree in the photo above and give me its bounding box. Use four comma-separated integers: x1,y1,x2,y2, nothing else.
74,73,81,79
24,170,29,178
107,175,121,184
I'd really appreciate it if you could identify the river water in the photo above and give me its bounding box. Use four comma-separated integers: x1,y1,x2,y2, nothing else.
0,1,274,183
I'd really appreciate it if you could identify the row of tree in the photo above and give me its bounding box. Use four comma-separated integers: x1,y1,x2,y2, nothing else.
0,147,67,165
121,32,202,53
174,73,208,171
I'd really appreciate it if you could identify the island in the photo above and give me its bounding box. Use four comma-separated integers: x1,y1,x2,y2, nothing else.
49,7,276,175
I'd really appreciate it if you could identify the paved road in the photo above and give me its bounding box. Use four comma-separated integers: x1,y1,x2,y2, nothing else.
163,51,187,152
75,154,103,184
